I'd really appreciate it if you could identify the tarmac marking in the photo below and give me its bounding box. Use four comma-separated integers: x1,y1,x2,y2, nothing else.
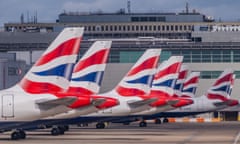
177,131,199,144
233,130,240,144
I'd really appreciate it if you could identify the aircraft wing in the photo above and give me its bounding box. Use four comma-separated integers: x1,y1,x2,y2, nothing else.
128,98,158,108
36,96,78,111
91,98,106,107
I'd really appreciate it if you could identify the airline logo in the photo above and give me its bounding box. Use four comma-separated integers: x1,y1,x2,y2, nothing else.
116,49,161,96
207,69,233,101
174,65,189,97
151,56,183,97
182,72,200,98
68,41,111,95
19,28,84,94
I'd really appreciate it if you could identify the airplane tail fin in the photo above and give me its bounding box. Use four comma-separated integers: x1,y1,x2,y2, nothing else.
67,41,111,95
150,56,183,97
207,69,233,100
19,27,84,94
173,64,189,97
115,49,161,96
182,72,200,98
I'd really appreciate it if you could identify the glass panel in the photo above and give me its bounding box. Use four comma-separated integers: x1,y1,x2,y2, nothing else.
109,51,119,63
234,71,240,78
222,50,231,62
182,50,191,63
201,71,211,79
161,51,172,61
212,50,222,62
202,50,211,62
8,67,18,76
211,71,221,78
119,51,143,63
171,50,180,55
192,50,201,63
233,50,240,62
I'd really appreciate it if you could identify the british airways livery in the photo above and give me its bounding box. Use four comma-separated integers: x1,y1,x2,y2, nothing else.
156,69,239,120
110,57,193,126
0,27,84,139
44,41,119,120
74,49,161,128
0,40,119,138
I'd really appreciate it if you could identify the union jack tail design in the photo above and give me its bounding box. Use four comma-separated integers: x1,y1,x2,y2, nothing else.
115,49,161,96
207,69,233,101
19,27,84,94
182,72,200,98
150,56,183,97
173,64,189,97
67,41,112,95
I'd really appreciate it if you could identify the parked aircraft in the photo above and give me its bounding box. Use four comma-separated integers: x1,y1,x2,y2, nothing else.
1,48,160,139
173,65,189,97
49,40,118,117
107,57,194,126
0,27,84,139
72,49,161,128
39,40,119,135
39,49,161,130
1,40,120,139
148,69,239,121
110,69,239,126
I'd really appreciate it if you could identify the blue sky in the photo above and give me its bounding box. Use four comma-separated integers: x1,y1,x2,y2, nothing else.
0,0,240,27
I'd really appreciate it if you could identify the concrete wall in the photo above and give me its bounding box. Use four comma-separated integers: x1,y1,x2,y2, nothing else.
192,31,240,42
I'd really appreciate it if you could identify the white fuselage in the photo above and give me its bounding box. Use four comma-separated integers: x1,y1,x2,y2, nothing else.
0,85,70,123
132,105,176,115
169,95,227,113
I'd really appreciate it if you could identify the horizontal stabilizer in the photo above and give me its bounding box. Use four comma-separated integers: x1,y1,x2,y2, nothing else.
214,99,238,107
91,98,106,107
167,99,179,105
213,101,228,107
36,97,77,110
128,98,158,108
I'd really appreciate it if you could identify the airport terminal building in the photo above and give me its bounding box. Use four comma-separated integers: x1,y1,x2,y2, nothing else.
2,8,240,120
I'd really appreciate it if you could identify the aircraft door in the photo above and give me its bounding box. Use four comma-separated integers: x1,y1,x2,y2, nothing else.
1,94,14,118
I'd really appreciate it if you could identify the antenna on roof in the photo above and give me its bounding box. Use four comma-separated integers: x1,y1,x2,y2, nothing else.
186,2,189,14
127,0,131,13
20,13,24,24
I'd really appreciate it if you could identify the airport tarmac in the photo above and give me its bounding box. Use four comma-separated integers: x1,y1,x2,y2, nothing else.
0,122,240,144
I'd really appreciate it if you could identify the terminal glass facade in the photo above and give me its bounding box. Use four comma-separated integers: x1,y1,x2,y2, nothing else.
108,50,240,79
105,49,239,63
